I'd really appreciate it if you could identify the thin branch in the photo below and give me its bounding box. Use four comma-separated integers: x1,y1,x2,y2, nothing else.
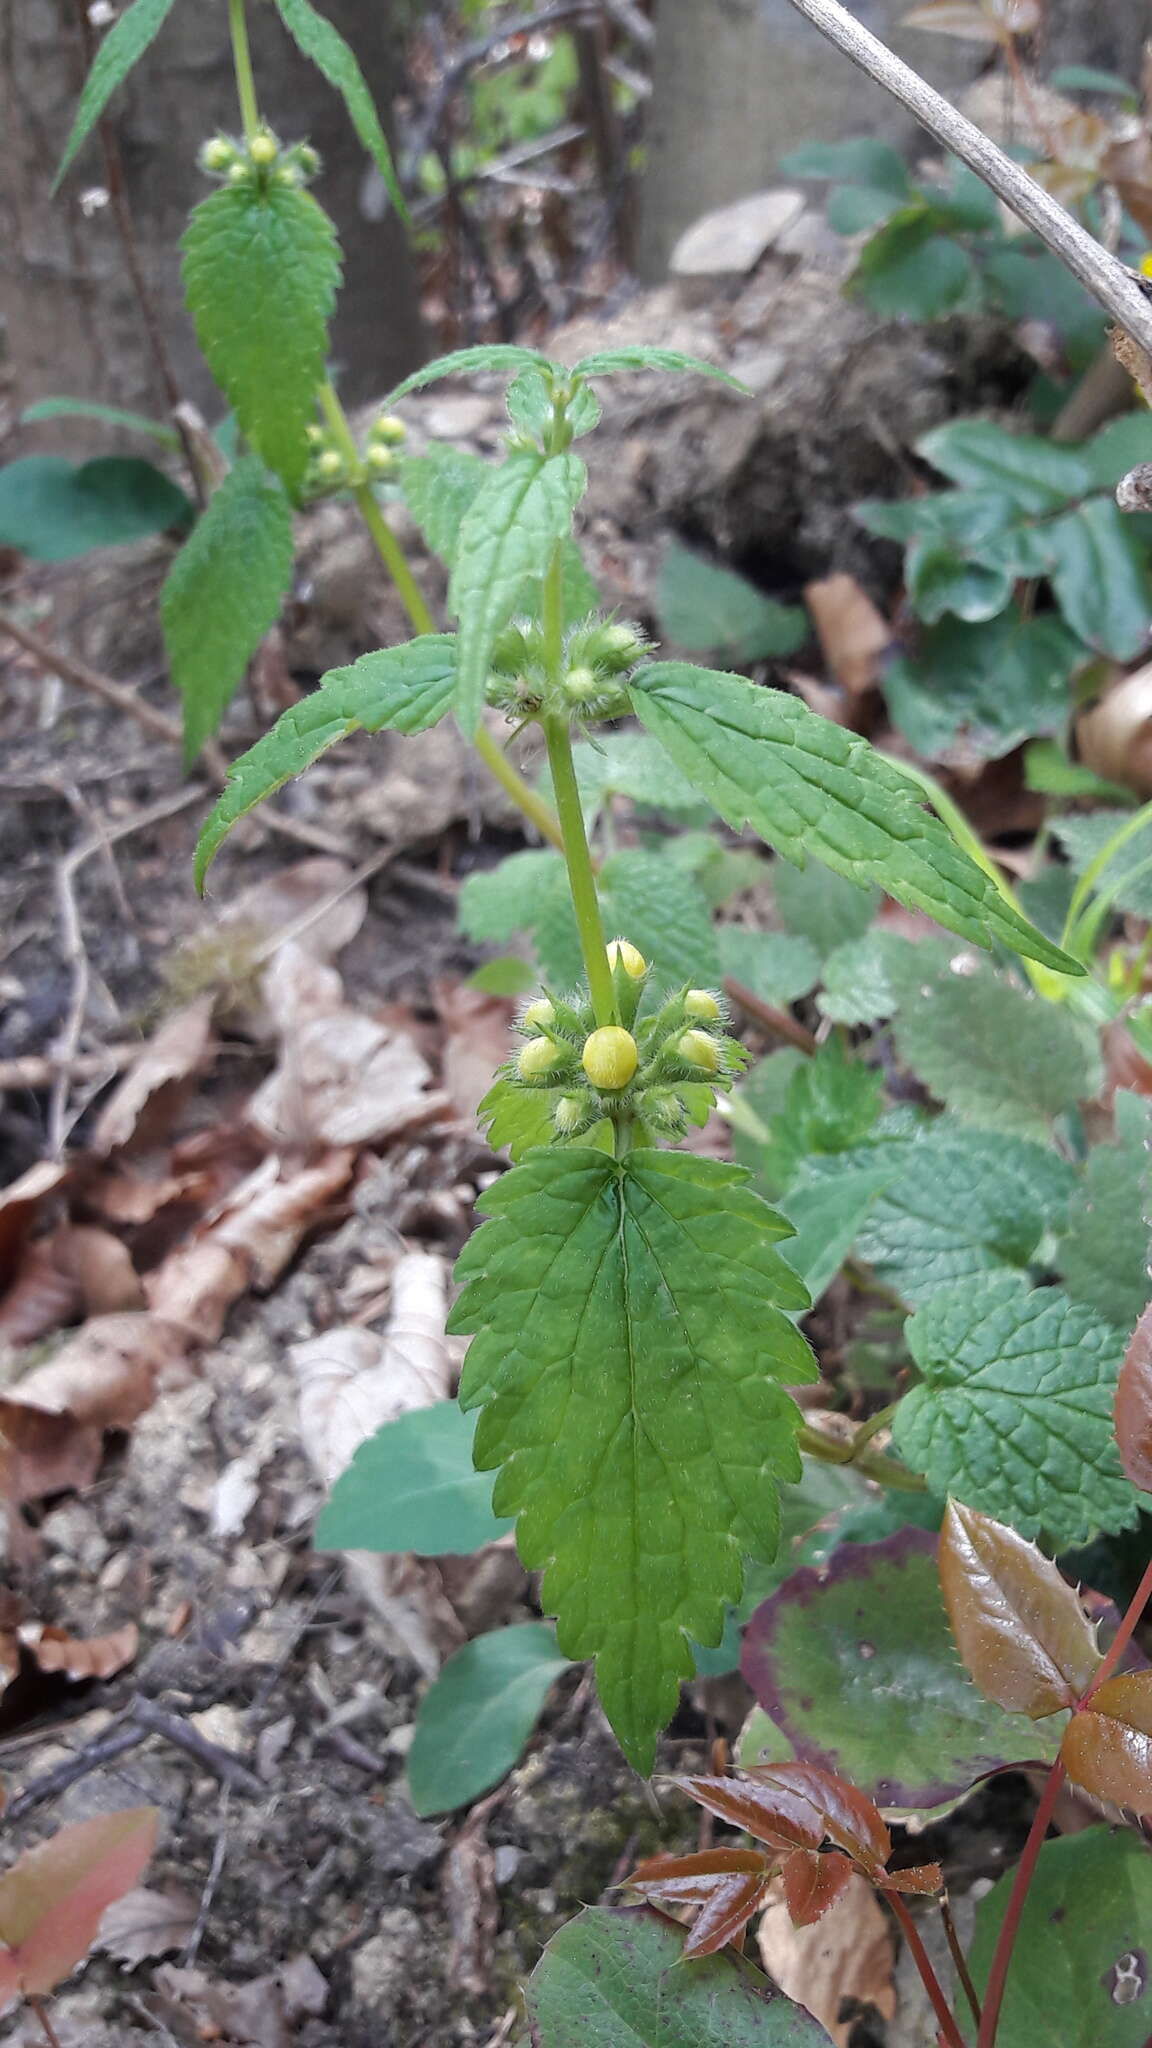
782,0,1152,358
0,608,183,748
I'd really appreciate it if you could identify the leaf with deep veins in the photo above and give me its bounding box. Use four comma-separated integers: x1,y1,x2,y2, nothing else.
448,1147,815,1768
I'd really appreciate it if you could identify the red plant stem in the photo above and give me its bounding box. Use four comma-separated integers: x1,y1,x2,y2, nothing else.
887,1893,969,2048
975,1758,1066,2048
941,1894,983,2031
28,1998,64,2048
1083,1551,1152,1699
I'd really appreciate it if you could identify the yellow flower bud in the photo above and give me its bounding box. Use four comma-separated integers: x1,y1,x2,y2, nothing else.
316,449,344,479
518,1038,560,1081
522,998,556,1033
607,939,647,980
684,988,721,1022
248,132,279,167
677,1029,721,1073
582,1026,638,1089
371,414,408,446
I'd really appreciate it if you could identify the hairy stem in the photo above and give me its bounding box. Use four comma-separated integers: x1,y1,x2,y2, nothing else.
975,1759,1065,2048
781,0,1152,357
227,0,261,143
544,709,614,1026
887,1894,969,2048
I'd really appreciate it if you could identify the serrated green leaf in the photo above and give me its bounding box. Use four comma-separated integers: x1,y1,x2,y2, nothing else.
194,633,457,885
888,949,1102,1137
572,347,747,392
655,544,808,662
449,1148,815,1768
1057,1093,1152,1333
1052,810,1152,918
55,0,179,188
448,449,585,732
399,446,488,564
526,1905,832,2046
747,1037,886,1195
817,930,921,1026
883,611,1085,763
894,1273,1140,1542
601,850,719,986
477,1075,568,1160
407,1623,570,1816
273,0,407,218
854,215,973,319
316,1401,511,1554
0,455,191,562
567,734,708,823
162,459,293,762
458,851,569,946
849,1122,1077,1306
20,398,180,449
772,858,879,956
182,181,340,494
628,662,1078,972
717,929,821,1007
381,346,557,414
1044,498,1152,660
916,420,1094,512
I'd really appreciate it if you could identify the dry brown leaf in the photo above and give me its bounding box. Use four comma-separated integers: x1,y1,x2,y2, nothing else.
803,574,891,699
249,948,436,1149
92,996,216,1156
0,1401,104,1510
1075,663,1152,797
96,1881,198,1966
0,1162,68,1293
435,979,517,1126
0,1225,143,1352
27,1620,139,1682
13,1311,188,1428
756,1869,896,2046
154,1963,292,2048
218,857,368,967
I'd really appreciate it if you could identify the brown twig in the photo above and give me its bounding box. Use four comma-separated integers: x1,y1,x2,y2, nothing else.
181,1786,231,1966
941,1893,983,2031
3,1723,150,1825
0,1045,137,1094
722,976,818,1054
27,1997,64,2048
0,607,183,748
128,1697,264,1797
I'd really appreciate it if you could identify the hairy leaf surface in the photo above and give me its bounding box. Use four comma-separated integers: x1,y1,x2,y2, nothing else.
182,182,340,493
56,0,179,186
449,1148,816,1767
273,0,407,216
628,664,1077,971
449,449,585,732
195,635,457,884
1057,1092,1152,1333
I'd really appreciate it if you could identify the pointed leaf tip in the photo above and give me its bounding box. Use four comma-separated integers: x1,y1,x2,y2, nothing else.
940,1500,1099,1719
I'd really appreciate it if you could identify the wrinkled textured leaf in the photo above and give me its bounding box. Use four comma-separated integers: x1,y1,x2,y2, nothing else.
895,1274,1139,1542
600,850,719,987
573,348,746,390
741,1530,1061,1804
56,0,179,186
0,455,191,562
399,446,487,563
1057,1093,1152,1335
448,449,585,731
1116,1303,1152,1492
817,931,919,1025
1045,499,1152,660
1061,1672,1152,1812
655,545,807,661
526,1904,833,2045
627,664,1076,972
567,734,706,823
718,931,821,1008
449,1148,815,1769
916,420,1093,511
0,1809,158,2009
406,1623,569,1816
194,635,457,884
773,860,879,957
939,1501,1099,1717
182,181,340,493
970,1829,1152,2048
381,345,556,413
273,0,407,215
162,458,294,759
316,1401,512,1554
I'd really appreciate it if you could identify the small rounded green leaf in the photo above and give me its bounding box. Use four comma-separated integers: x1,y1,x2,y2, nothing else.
0,456,191,562
316,1402,512,1555
406,1623,570,1816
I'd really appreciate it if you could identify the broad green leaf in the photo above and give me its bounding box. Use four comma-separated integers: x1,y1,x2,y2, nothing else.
916,419,1094,512
459,850,567,945
0,455,191,562
573,347,747,392
1083,411,1152,490
970,1830,1152,2048
469,957,537,997
1052,810,1152,919
740,1532,1061,1806
399,446,488,563
20,398,179,448
855,486,1020,550
566,734,707,824
778,1166,893,1305
194,633,457,884
381,346,556,414
817,930,921,1026
526,1904,833,2046
407,1623,570,1816
273,0,407,217
1045,498,1152,659
55,0,179,187
448,448,585,732
854,215,973,319
905,537,1013,623
316,1402,512,1555
772,859,879,956
162,459,293,762
182,182,340,494
883,611,1085,762
888,948,1101,1137
895,1273,1140,1542
628,662,1078,972
1057,1093,1152,1334
826,184,907,233
717,930,821,1007
655,544,807,662
848,1122,1077,1306
449,1148,815,1768
780,137,912,192
600,850,719,986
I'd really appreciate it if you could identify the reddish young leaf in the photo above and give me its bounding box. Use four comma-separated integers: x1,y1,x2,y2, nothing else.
880,1863,944,1897
1061,1672,1152,1815
780,1847,855,1927
627,1847,771,1901
0,1807,159,2009
939,1500,1098,1718
683,1873,775,1957
1115,1303,1152,1493
749,1763,892,1877
675,1773,823,1852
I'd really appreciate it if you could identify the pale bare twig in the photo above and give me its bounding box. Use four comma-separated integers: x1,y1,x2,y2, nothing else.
181,1785,231,1966
1,607,184,748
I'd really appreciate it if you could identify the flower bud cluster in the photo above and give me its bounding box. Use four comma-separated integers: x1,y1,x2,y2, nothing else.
198,131,321,190
301,410,407,501
484,613,652,719
505,941,742,1144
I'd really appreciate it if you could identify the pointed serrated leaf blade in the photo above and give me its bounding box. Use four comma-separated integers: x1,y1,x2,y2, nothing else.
55,0,179,188
1116,1303,1152,1492
939,1501,1099,1718
272,0,408,219
1060,1672,1152,1813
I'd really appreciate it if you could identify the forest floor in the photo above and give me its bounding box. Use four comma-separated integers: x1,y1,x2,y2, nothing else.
0,251,1053,2047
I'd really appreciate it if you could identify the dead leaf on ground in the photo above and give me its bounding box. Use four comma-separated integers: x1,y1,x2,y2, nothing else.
249,946,437,1150
92,996,216,1156
26,1621,139,1682
804,573,891,699
13,1311,188,1429
756,1869,896,2047
0,1225,145,1352
219,858,368,966
154,1961,298,2048
1076,664,1152,797
434,979,517,1126
96,1882,198,1966
0,1400,105,1511
0,1163,69,1294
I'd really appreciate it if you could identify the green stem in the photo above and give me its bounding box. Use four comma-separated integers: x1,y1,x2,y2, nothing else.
798,1421,927,1493
545,712,614,1025
227,0,260,142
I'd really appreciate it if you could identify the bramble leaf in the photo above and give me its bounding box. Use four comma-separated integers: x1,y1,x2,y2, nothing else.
0,1808,158,2010
194,634,457,885
939,1501,1099,1718
182,181,340,493
916,419,1093,512
162,458,294,761
894,1274,1140,1542
627,663,1079,972
273,0,408,219
448,449,586,732
316,1402,511,1554
448,1147,815,1768
407,1623,570,1816
1115,1303,1152,1492
55,0,179,187
1061,1673,1152,1813
1056,1092,1152,1334
1045,498,1152,660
